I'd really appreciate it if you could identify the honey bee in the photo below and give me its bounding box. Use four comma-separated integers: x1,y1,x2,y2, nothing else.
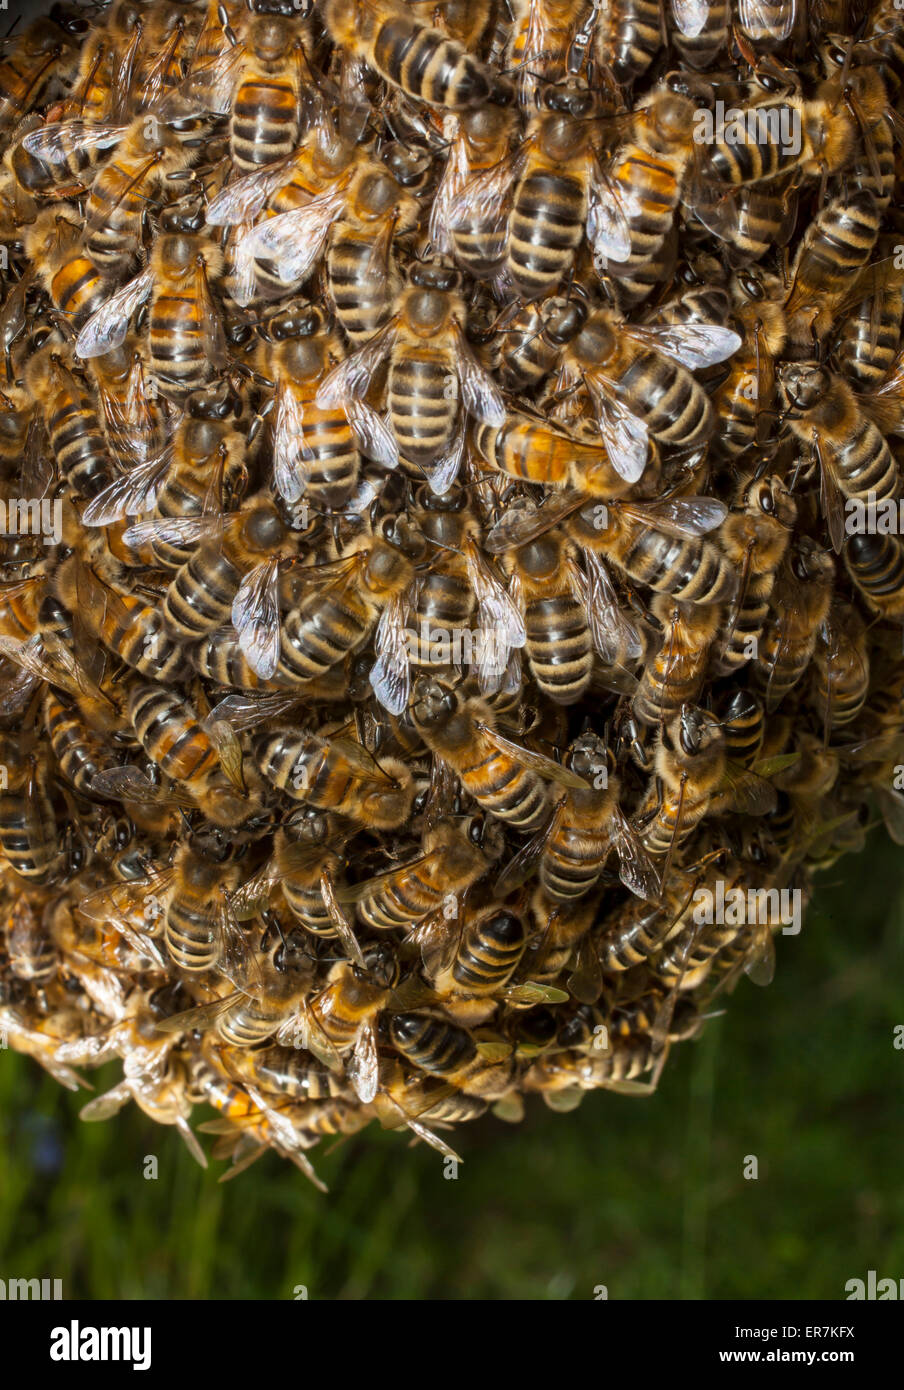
776,362,899,554
752,536,835,710
277,515,423,697
253,725,415,829
783,189,882,352
328,161,421,346
473,408,634,497
505,0,583,104
594,0,664,85
83,116,196,280
387,1011,515,1099
637,705,727,861
322,0,510,111
315,259,504,494
668,0,730,69
809,599,870,734
53,555,189,685
715,475,797,675
0,15,78,139
25,342,115,502
633,597,722,728
5,892,57,983
834,247,904,390
710,271,787,458
253,301,398,510
844,532,904,622
429,103,518,279
25,209,109,329
497,294,588,393
44,689,122,796
410,676,589,833
0,732,61,883
405,484,479,671
75,196,226,405
160,836,248,976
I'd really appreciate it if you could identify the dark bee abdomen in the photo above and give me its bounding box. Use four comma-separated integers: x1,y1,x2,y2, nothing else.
600,0,662,83
389,1012,476,1074
541,823,609,901
616,529,733,604
192,628,265,688
388,351,457,465
165,895,218,972
290,402,359,508
452,912,525,991
231,76,299,172
837,284,904,389
164,543,242,638
50,256,107,325
524,595,592,705
129,685,218,782
458,740,548,830
372,16,490,109
0,776,58,882
148,289,212,400
844,534,904,619
836,414,898,501
507,169,585,300
327,235,396,348
411,569,474,665
617,351,713,446
47,384,113,500
45,693,113,794
278,591,372,684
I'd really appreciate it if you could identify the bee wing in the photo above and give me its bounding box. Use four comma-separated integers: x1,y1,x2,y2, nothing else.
79,1081,133,1122
88,765,196,807
204,718,246,794
428,130,469,254
278,1002,344,1073
154,990,247,1035
217,897,264,997
271,379,310,504
121,514,218,549
627,322,742,370
587,172,633,266
573,551,645,664
81,448,173,526
348,1018,379,1105
877,788,904,846
74,269,155,359
814,433,846,556
722,761,778,816
476,723,590,789
669,0,711,36
502,981,569,1005
226,221,259,308
319,867,365,968
446,157,516,240
22,119,128,162
744,926,777,987
0,633,84,700
566,935,604,1006
426,416,467,496
205,160,298,226
494,803,562,894
101,356,169,466
619,495,728,539
369,594,411,717
453,323,506,426
195,256,227,372
231,557,280,680
206,690,301,733
246,193,344,283
610,804,662,902
583,375,649,484
345,396,399,470
466,538,526,694
315,319,400,407
406,904,462,979
163,42,245,117
738,0,795,40
485,490,586,553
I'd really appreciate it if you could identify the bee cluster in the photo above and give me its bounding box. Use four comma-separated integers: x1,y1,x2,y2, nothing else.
0,0,903,1185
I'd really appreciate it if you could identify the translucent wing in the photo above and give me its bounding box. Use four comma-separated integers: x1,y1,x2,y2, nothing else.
476,724,590,789
465,538,526,694
445,158,516,245
345,397,399,470
0,633,84,699
616,495,728,539
426,417,466,496
348,1018,379,1105
81,448,172,526
670,0,711,37
232,557,280,679
494,806,561,895
205,718,246,794
205,159,300,226
572,551,644,664
121,515,217,549
814,433,846,556
738,0,795,41
627,322,742,370
79,1081,132,1122
454,323,506,426
587,174,633,265
610,804,661,902
272,379,310,504
245,193,345,284
369,594,411,716
319,868,365,969
206,691,302,733
484,489,586,553
316,319,400,407
88,765,196,807
162,42,245,117
154,990,247,1034
428,129,470,254
583,375,649,484
406,904,461,979
22,119,128,162
743,926,776,987
722,762,779,816
501,981,568,1004
226,221,259,308
74,269,154,359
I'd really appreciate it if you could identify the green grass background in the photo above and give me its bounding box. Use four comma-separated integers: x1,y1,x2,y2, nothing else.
1,833,902,1301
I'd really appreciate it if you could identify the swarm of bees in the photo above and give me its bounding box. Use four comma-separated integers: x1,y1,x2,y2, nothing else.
1,0,904,1187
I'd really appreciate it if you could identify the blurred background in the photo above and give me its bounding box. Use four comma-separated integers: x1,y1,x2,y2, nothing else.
2,832,903,1301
